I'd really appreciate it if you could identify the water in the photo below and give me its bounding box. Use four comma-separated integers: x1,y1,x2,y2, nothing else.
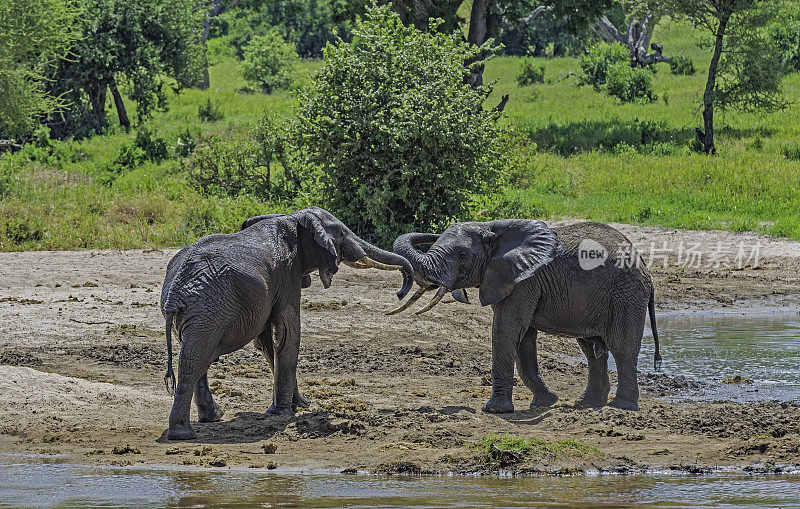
632,314,800,402
1,455,799,508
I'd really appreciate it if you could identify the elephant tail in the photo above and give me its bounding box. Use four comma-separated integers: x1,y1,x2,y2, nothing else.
649,288,662,370
164,311,177,395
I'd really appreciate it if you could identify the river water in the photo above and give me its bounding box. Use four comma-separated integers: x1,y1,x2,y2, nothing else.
2,455,799,508
2,313,799,508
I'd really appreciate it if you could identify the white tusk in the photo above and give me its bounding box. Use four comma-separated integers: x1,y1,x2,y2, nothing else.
415,287,447,315
343,260,370,269
355,256,403,271
385,286,428,315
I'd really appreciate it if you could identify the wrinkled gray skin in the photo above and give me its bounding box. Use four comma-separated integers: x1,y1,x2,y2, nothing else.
161,207,413,440
393,221,660,413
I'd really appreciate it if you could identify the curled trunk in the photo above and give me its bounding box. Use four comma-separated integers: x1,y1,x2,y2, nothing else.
354,234,415,299
393,232,441,287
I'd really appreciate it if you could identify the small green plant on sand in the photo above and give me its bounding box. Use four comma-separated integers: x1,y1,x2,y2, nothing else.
474,434,598,466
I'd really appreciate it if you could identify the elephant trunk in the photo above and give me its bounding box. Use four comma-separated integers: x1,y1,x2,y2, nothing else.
392,232,442,287
351,234,415,300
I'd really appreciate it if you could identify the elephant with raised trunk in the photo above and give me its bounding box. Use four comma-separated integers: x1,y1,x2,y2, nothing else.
391,220,660,413
161,207,413,440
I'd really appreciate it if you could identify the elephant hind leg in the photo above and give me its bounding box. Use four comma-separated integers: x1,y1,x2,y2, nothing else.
606,310,645,411
194,373,224,423
168,335,219,440
575,336,610,408
516,328,558,408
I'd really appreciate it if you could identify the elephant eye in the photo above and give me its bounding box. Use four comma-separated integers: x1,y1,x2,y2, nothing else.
458,250,467,260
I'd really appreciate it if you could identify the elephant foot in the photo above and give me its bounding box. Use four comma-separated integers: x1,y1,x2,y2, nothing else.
197,403,224,423
530,389,558,408
575,395,607,408
483,395,514,414
167,422,197,441
608,397,638,411
293,392,310,409
265,402,295,417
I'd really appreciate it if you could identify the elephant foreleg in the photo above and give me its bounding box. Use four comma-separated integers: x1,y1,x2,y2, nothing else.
265,306,301,416
516,328,558,407
194,373,224,422
484,316,525,414
255,323,309,412
575,337,610,408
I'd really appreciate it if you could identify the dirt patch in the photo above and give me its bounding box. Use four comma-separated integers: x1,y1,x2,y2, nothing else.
0,223,799,474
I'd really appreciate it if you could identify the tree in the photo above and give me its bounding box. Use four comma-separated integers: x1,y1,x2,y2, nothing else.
0,0,79,140
294,5,505,245
49,0,206,137
670,0,789,153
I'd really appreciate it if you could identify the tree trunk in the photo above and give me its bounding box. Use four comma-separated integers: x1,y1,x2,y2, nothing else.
109,78,130,130
701,14,730,154
591,14,670,67
465,0,501,87
195,0,242,90
90,82,108,131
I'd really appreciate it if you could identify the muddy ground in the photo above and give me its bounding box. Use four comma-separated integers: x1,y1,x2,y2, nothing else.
1,222,799,475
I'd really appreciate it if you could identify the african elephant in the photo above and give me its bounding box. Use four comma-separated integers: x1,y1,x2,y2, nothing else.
391,220,660,413
161,207,413,440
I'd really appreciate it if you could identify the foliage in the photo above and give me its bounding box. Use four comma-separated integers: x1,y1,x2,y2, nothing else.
579,42,630,89
220,0,362,59
782,144,800,161
669,55,695,75
187,114,303,201
499,4,594,57
241,29,299,93
769,8,800,73
0,0,80,138
605,62,656,103
198,98,224,122
516,59,546,85
106,127,168,174
294,5,506,245
48,0,206,137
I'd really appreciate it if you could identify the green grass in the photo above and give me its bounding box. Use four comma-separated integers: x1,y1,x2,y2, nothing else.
2,19,800,251
474,434,599,465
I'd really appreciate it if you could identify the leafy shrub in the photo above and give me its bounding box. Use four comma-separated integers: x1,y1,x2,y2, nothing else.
198,98,224,122
783,144,800,161
605,62,656,103
579,42,629,89
240,29,299,93
472,195,548,221
107,126,168,173
669,55,696,75
500,8,593,57
769,15,800,73
294,5,505,246
174,129,198,158
3,215,43,245
516,59,545,86
222,0,357,59
187,114,302,200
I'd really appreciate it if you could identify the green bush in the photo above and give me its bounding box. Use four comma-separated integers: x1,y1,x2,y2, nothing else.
3,215,43,245
770,15,800,73
783,144,800,161
240,29,298,93
294,5,505,246
605,62,656,103
187,114,303,200
516,59,545,86
579,42,629,89
106,126,168,173
669,55,696,75
198,98,224,122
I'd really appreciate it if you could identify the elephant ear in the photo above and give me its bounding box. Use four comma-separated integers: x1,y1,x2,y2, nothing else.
479,220,560,307
297,210,339,288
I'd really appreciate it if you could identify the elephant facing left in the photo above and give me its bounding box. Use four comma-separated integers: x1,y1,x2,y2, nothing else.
160,206,414,440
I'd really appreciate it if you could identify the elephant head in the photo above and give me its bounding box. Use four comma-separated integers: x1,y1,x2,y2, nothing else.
389,219,560,313
242,207,414,299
